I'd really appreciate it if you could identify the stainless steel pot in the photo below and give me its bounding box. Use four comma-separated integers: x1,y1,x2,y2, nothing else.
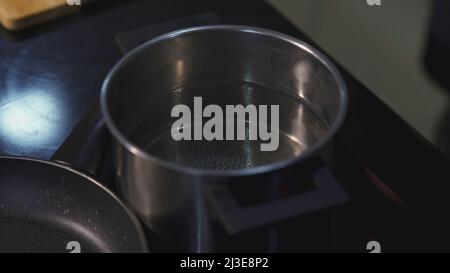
101,25,348,252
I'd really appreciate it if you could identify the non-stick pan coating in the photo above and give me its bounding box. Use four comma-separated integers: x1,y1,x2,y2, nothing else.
0,157,148,253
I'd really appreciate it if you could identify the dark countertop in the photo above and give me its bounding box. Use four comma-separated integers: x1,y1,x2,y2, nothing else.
1,0,450,250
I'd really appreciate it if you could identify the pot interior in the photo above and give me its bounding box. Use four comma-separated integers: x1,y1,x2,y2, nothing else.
104,27,346,171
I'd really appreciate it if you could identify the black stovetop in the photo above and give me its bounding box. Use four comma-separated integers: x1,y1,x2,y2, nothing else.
0,0,449,252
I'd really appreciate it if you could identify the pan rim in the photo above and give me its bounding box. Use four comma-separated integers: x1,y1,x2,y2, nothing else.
101,25,348,177
0,156,149,253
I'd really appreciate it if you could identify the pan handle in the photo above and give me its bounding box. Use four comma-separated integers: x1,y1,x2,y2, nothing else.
51,98,110,177
204,161,348,234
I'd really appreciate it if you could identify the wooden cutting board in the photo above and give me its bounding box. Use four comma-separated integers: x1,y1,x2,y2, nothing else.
0,0,82,31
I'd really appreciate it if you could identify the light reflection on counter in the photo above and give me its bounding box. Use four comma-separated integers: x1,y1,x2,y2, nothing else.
0,90,64,157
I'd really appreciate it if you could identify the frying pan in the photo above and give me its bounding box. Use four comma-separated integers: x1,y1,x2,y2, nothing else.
0,101,148,253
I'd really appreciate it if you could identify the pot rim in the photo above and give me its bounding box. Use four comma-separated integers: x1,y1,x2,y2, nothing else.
100,25,348,177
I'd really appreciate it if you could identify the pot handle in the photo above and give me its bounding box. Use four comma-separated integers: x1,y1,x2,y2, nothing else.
204,162,348,234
